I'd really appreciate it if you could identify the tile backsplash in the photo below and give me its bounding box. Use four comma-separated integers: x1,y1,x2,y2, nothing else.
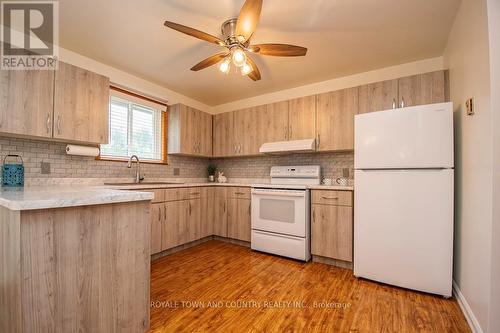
0,137,207,180
0,136,354,183
212,152,354,180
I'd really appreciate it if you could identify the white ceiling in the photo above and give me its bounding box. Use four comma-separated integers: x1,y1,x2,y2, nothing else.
59,0,461,106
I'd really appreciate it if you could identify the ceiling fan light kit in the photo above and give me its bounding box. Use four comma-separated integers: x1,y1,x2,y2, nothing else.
163,0,307,81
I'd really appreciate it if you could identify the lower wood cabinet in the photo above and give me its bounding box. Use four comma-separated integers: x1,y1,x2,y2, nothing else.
227,187,251,242
148,186,252,255
311,190,353,262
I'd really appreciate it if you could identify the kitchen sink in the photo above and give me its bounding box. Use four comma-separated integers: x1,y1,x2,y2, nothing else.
104,181,184,186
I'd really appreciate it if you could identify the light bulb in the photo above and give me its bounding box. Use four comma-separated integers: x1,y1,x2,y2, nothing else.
231,48,247,67
241,62,252,76
219,58,230,74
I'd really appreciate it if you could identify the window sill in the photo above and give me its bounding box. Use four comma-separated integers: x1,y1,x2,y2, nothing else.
96,156,169,165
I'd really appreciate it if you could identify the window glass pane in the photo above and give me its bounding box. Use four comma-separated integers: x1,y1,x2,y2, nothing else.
100,96,163,161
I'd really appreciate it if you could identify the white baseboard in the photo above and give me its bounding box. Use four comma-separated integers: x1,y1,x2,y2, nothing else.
453,280,484,333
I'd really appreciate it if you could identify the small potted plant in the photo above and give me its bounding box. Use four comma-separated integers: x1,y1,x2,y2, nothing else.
207,164,217,182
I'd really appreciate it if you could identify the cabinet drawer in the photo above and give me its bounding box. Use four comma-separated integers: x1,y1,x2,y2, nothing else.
140,189,165,203
165,188,189,201
311,190,352,206
227,187,251,199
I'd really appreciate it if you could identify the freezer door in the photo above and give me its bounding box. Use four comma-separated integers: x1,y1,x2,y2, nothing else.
355,102,454,169
354,169,454,296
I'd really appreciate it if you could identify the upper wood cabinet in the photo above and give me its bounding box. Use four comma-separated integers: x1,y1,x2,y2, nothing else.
316,87,358,151
358,79,399,114
0,69,54,138
53,62,110,144
213,112,234,157
262,101,289,143
288,95,316,140
398,71,448,108
168,103,212,157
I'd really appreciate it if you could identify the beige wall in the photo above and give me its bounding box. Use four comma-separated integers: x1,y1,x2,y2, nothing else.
212,57,445,113
59,47,212,113
444,0,493,331
487,0,500,331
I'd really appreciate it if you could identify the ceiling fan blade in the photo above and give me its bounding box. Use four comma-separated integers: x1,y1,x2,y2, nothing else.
235,0,263,43
190,53,229,71
250,44,307,56
245,56,261,81
164,21,225,46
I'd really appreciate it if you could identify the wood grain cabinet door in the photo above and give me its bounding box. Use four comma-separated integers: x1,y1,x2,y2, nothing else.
288,95,316,140
398,70,448,108
213,112,234,157
0,69,54,138
53,62,110,144
213,187,228,237
358,79,398,114
150,203,163,254
162,200,189,250
200,187,214,237
316,87,358,151
199,111,213,156
227,197,251,242
311,204,353,262
187,198,201,242
263,101,289,142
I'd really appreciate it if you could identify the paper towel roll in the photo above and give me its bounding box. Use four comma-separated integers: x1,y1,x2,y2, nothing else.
66,145,100,157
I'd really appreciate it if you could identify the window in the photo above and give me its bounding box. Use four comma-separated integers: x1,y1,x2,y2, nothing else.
100,88,167,163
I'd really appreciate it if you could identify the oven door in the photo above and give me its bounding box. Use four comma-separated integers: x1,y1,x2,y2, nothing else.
251,188,308,237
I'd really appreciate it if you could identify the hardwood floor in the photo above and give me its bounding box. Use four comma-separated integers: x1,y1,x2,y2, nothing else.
150,240,470,332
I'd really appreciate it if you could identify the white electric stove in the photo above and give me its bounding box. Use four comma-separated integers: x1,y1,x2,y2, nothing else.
250,165,321,261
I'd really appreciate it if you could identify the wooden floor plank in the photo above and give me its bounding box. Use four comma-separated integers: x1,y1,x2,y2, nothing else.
150,241,470,333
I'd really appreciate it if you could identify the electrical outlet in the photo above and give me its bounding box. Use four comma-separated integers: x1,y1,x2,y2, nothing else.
173,168,180,176
41,162,50,174
465,98,475,116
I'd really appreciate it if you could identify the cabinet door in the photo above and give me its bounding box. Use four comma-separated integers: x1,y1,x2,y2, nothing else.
311,204,353,262
242,106,264,155
288,95,316,140
227,197,251,242
200,187,214,237
162,200,189,250
261,101,289,142
150,203,163,254
0,69,54,138
316,87,358,151
199,111,213,156
213,187,227,237
213,112,234,157
358,79,398,114
398,70,448,108
187,198,201,242
53,62,110,143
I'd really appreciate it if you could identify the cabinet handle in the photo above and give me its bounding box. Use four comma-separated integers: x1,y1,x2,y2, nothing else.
284,125,288,139
400,97,405,108
321,196,338,200
392,98,396,109
317,134,320,149
158,207,161,221
189,202,192,215
312,209,315,223
190,192,200,196
289,125,292,139
46,113,51,134
57,115,61,135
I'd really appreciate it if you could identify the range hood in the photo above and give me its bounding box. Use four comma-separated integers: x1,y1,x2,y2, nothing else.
259,138,316,154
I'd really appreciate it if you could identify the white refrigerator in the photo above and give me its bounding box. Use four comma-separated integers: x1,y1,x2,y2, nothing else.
354,102,454,297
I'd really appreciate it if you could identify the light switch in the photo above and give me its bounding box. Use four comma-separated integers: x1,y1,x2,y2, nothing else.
465,98,475,116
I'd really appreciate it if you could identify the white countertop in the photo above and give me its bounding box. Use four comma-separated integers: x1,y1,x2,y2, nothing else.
0,186,154,211
0,180,353,211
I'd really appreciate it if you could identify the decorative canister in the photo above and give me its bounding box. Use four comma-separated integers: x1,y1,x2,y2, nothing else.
2,154,24,187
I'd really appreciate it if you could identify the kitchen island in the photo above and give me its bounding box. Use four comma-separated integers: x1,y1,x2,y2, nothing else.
0,186,153,332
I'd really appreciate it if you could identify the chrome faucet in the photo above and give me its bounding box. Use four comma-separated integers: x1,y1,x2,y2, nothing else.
127,155,144,183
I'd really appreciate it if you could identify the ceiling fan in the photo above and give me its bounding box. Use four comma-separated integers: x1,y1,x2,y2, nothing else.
164,0,307,81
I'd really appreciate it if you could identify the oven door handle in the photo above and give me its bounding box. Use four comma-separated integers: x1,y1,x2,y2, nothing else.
251,190,305,198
